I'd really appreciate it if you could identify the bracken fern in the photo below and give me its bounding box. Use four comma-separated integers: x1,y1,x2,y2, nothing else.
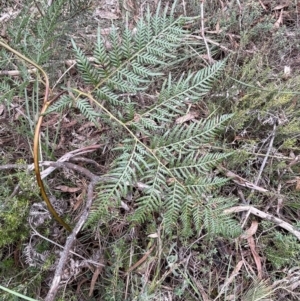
51,2,240,238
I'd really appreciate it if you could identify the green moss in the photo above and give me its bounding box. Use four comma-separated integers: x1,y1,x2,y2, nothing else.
0,196,30,247
0,167,38,248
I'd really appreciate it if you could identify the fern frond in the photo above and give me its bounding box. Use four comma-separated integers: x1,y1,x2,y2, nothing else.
154,115,232,156
94,29,110,68
72,40,102,85
76,99,100,123
180,195,195,237
68,3,238,238
109,27,123,67
72,5,189,108
164,182,186,234
129,65,227,133
45,94,73,114
203,197,241,237
131,163,166,223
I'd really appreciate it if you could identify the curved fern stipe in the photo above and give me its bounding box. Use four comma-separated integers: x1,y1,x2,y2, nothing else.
0,39,72,232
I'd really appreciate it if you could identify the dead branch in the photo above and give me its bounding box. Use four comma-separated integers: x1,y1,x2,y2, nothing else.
189,35,234,53
0,164,28,170
224,205,300,241
0,57,96,77
200,0,213,64
29,225,104,268
45,173,99,301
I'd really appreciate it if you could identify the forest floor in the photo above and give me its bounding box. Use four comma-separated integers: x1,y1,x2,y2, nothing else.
1,0,300,300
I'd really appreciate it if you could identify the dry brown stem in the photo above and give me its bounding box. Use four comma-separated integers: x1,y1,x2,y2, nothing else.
45,166,100,301
224,205,300,241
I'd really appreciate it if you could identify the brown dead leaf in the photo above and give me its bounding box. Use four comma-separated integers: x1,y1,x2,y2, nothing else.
133,113,141,122
273,2,290,10
287,177,300,191
122,0,135,12
273,9,283,28
78,122,97,132
41,114,60,127
61,119,78,128
55,185,82,193
221,260,243,291
166,177,176,185
72,191,86,211
241,220,258,239
89,254,105,297
175,112,199,124
258,0,267,10
248,235,262,279
296,177,300,191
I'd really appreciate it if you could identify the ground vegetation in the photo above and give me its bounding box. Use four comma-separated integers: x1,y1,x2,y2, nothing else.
1,0,300,300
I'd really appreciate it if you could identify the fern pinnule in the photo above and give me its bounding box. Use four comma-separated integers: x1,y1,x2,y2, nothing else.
181,195,195,237
45,94,73,114
95,87,121,105
72,40,102,85
76,99,100,124
164,182,186,234
94,29,110,68
131,62,163,77
169,152,230,178
185,176,229,196
109,27,123,67
203,197,241,237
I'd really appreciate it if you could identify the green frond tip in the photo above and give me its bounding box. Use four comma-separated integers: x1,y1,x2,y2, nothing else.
71,3,190,99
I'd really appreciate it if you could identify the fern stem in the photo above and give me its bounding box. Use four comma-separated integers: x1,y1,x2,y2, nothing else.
0,39,72,232
72,89,185,190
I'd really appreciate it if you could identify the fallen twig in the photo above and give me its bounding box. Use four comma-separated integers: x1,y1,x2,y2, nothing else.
0,68,37,76
224,205,300,241
35,145,102,179
189,35,234,53
254,124,276,187
200,0,213,64
29,224,105,268
45,174,99,301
